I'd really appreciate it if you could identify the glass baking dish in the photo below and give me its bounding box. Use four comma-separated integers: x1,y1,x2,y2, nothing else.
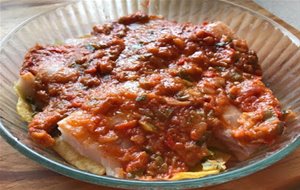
0,0,299,189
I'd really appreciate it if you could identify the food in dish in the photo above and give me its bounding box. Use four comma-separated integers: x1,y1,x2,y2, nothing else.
15,12,293,180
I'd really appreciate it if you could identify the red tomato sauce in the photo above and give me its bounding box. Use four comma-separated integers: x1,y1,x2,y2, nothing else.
20,12,285,179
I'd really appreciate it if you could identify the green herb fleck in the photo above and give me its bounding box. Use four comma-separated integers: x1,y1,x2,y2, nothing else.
178,70,192,81
160,163,168,173
136,95,147,102
215,66,226,72
132,43,143,50
281,109,294,121
230,71,243,81
202,159,226,171
215,39,232,47
215,41,227,47
31,111,38,117
263,109,274,121
85,44,95,52
277,122,285,135
127,169,144,178
228,93,237,100
154,155,164,165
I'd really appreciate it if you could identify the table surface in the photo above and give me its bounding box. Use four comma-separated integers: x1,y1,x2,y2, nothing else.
0,1,299,190
254,0,300,31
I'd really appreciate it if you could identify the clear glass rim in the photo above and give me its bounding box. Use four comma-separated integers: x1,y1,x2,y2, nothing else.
0,0,299,188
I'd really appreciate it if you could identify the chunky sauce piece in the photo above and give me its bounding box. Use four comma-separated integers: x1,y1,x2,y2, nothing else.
20,13,285,179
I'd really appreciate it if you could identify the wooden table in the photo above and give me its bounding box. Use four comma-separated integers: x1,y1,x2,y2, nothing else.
0,1,299,189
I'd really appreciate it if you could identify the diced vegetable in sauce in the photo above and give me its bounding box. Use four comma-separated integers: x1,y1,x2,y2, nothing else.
16,12,291,180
